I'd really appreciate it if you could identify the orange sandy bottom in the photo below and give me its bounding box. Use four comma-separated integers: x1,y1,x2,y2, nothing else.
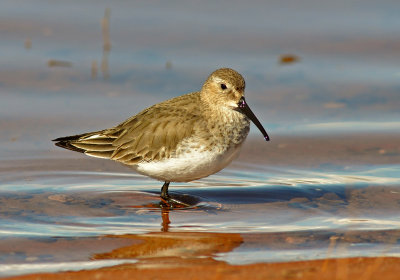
4,232,400,280
6,257,400,280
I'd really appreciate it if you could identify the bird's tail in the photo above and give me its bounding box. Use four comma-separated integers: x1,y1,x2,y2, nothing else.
52,131,117,159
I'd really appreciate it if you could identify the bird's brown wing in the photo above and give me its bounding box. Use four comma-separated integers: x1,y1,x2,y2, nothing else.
108,107,199,164
53,92,204,165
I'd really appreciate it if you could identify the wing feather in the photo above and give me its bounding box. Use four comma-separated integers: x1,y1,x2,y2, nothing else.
53,92,204,165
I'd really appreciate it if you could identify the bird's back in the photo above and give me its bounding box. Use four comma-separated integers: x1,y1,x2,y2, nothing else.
53,92,205,165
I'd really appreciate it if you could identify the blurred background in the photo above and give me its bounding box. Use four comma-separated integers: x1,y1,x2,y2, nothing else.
1,0,400,160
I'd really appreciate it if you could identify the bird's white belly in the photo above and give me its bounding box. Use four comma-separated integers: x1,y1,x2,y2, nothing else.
134,144,243,182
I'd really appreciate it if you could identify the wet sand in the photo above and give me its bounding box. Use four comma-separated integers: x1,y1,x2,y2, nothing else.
5,257,400,280
3,230,400,279
239,133,400,166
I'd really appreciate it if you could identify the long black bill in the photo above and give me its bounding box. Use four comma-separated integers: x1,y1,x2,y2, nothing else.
237,97,270,141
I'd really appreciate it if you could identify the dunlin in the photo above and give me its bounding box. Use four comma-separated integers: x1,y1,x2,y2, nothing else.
53,68,269,204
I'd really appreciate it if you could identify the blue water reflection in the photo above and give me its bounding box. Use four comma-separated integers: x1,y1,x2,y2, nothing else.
1,164,399,237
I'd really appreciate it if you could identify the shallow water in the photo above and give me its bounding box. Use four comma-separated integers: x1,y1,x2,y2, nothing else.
4,163,398,237
1,0,400,277
1,142,399,276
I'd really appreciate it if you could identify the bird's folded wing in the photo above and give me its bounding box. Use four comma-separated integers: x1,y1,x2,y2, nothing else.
108,107,199,164
59,92,204,164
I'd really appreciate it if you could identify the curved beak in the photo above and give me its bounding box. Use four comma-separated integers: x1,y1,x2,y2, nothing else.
237,97,270,141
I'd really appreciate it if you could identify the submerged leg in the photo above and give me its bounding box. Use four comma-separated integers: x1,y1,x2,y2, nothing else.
160,181,190,208
160,181,170,200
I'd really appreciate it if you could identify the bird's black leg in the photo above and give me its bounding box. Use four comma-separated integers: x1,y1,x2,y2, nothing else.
160,181,190,208
160,181,170,201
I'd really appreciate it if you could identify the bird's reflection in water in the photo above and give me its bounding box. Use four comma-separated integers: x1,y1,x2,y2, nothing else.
158,193,207,232
130,191,220,233
161,208,171,232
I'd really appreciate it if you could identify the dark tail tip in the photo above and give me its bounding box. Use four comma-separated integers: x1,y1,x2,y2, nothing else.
53,137,85,153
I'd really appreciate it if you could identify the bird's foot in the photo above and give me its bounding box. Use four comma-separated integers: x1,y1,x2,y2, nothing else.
160,195,191,209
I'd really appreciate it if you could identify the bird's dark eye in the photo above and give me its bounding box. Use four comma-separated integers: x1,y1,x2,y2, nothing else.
220,84,227,90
